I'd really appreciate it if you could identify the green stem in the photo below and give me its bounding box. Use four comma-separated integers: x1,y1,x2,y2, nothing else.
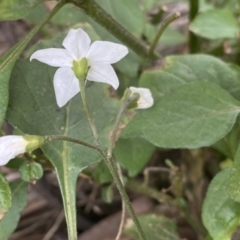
98,150,147,240
106,95,147,240
148,12,180,56
69,0,158,60
189,0,199,53
77,86,146,239
78,78,100,148
45,135,96,150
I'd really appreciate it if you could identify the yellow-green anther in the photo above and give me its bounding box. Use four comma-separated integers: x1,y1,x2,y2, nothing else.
23,135,45,152
72,58,88,80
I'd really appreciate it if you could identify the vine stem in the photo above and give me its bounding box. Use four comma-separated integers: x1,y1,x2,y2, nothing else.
148,12,180,56
76,80,147,239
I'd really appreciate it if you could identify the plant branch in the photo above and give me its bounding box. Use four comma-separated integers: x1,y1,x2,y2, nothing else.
69,0,158,60
148,12,180,56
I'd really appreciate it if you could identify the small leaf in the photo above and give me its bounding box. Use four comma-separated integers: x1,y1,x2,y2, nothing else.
124,214,179,240
190,9,239,39
0,0,45,21
114,138,155,177
202,168,240,240
0,173,11,220
0,181,28,240
19,161,43,183
125,81,240,148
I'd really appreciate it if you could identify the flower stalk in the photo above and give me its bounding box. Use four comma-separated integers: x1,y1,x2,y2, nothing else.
77,82,146,239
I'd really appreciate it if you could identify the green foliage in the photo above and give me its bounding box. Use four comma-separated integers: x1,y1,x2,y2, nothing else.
101,185,114,203
114,138,155,177
0,173,11,220
190,9,239,40
0,181,28,240
93,161,112,184
0,0,45,21
124,214,179,240
202,168,240,240
19,161,43,183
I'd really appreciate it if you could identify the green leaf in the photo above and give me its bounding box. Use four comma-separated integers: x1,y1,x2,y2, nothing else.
19,161,43,183
190,9,239,40
202,168,240,240
124,214,179,240
122,54,240,144
0,181,28,240
114,138,155,177
124,81,240,148
0,173,11,220
6,59,120,234
0,2,64,128
228,145,240,202
0,0,45,21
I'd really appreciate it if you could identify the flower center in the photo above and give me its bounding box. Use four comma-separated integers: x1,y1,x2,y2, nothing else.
72,58,89,80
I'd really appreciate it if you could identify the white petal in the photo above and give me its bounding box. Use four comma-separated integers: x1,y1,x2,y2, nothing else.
0,136,27,166
87,63,119,89
30,48,72,67
53,67,80,107
87,41,128,64
62,28,91,60
129,87,154,109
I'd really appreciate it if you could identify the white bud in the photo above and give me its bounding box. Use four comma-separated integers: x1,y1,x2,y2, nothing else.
129,87,154,109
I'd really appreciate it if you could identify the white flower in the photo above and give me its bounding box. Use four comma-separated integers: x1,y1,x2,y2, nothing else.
129,87,154,109
0,136,28,166
30,28,128,107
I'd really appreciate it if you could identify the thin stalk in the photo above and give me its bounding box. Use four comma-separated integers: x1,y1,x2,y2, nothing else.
148,12,180,56
106,95,147,240
78,79,100,148
69,0,158,60
45,135,97,151
99,150,147,240
189,0,199,53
